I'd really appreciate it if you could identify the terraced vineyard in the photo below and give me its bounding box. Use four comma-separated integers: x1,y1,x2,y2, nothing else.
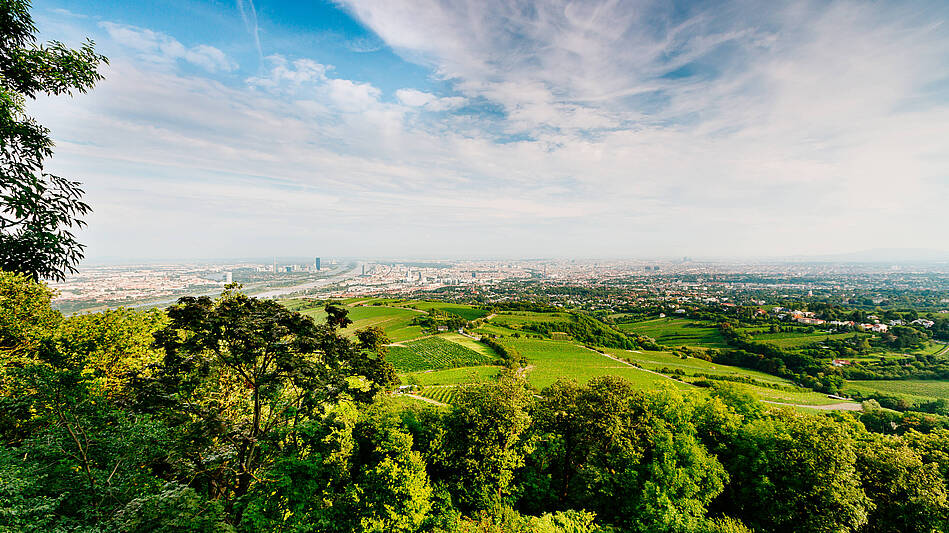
404,365,502,386
386,336,496,372
419,386,456,404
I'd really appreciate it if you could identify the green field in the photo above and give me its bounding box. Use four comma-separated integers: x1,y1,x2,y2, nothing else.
601,348,793,385
471,322,523,337
752,332,868,349
387,336,495,373
617,318,726,348
344,305,425,342
843,380,949,402
439,332,498,357
490,311,572,326
407,301,489,321
278,300,425,342
502,338,689,391
403,365,502,386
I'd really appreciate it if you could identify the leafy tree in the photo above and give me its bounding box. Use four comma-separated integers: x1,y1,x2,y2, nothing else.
435,376,533,511
0,0,107,281
855,433,949,533
352,325,399,396
716,410,870,533
523,377,727,532
143,289,365,518
241,400,432,533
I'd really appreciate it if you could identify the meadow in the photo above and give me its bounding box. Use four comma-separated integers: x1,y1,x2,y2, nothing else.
405,301,489,320
843,380,949,402
601,348,794,385
616,318,726,348
501,338,689,391
490,311,573,326
751,331,869,349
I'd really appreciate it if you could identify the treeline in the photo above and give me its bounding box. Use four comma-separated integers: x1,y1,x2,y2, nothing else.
412,308,468,332
3,272,949,532
522,314,656,350
841,354,949,381
479,336,526,367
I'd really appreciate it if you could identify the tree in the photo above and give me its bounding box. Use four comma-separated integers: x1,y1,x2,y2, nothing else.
855,433,949,533
435,377,533,511
717,410,870,533
0,0,107,281
523,377,727,532
145,288,364,518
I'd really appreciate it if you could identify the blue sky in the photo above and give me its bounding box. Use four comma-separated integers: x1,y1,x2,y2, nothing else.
29,0,949,260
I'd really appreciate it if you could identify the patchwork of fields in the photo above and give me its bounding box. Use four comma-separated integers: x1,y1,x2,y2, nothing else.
282,299,948,410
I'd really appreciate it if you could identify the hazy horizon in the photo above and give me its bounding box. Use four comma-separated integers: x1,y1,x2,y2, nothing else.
30,0,949,260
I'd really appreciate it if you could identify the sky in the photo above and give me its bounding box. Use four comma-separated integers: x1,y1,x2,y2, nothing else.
28,0,949,261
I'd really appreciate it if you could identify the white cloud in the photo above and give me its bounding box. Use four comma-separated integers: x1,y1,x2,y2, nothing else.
30,2,949,259
327,78,382,111
395,88,466,111
246,55,328,90
99,22,237,72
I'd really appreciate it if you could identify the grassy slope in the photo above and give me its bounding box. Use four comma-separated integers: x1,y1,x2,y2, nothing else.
406,301,489,320
843,380,949,402
616,318,726,348
503,338,689,391
601,348,793,385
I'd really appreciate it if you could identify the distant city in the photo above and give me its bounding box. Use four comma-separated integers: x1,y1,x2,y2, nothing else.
50,257,949,314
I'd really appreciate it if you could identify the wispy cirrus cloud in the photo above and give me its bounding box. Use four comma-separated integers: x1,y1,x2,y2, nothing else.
236,0,263,62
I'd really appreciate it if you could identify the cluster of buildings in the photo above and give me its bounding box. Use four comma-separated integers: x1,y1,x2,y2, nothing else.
255,257,322,273
784,310,937,333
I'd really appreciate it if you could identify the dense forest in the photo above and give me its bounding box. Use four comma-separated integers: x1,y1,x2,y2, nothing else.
2,272,949,532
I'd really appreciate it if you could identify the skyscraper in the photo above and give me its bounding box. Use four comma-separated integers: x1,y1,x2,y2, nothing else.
315,257,321,271
224,271,233,284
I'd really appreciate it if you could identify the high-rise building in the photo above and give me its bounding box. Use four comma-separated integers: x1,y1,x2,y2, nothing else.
315,257,321,271
273,256,277,273
224,271,233,284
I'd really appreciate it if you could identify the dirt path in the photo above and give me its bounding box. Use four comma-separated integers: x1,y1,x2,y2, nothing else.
580,345,691,385
579,345,864,412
